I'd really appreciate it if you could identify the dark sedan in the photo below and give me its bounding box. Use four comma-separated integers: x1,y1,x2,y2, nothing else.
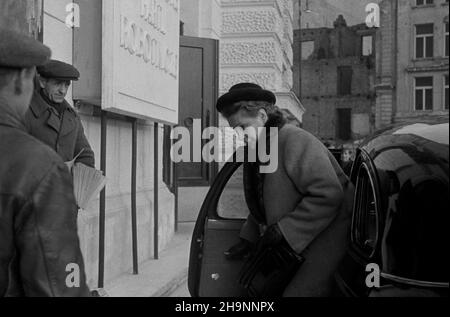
335,120,449,297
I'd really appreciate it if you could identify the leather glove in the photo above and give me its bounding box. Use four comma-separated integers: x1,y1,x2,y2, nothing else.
224,238,254,261
254,223,286,253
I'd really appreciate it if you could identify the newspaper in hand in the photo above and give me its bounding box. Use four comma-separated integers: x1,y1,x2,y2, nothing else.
72,163,107,211
65,149,85,172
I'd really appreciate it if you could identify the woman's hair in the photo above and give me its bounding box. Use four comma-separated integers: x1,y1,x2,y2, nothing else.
221,100,276,118
221,100,286,128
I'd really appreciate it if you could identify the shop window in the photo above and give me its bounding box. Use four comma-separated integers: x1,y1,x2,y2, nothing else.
353,164,378,257
361,35,373,56
415,77,434,111
301,41,315,60
444,75,449,110
337,66,353,96
415,24,434,59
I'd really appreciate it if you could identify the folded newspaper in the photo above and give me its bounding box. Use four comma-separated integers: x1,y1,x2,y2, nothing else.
65,150,107,211
72,163,107,211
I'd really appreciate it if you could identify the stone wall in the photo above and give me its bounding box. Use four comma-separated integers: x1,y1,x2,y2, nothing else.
296,17,377,143
78,116,175,288
220,0,303,121
374,0,396,128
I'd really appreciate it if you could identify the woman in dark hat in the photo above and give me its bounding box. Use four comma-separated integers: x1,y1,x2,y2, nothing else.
220,83,355,297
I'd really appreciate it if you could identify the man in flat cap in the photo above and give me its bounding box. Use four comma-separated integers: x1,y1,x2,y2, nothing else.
24,59,95,168
0,28,90,297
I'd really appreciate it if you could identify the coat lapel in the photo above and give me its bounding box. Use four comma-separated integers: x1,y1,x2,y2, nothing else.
59,106,77,137
30,91,76,135
30,91,60,133
46,111,61,133
29,91,49,118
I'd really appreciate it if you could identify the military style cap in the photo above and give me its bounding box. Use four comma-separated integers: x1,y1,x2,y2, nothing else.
37,60,80,81
0,28,51,68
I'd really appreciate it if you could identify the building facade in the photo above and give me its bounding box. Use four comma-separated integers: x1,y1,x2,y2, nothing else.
294,15,377,146
376,0,449,128
181,0,304,121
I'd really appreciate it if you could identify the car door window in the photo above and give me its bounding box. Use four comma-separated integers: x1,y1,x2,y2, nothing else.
353,164,379,257
217,165,250,219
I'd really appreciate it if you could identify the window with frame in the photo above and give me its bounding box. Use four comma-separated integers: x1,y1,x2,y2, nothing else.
444,75,449,110
444,22,449,57
337,66,353,96
416,0,434,5
415,24,434,59
353,164,378,256
415,77,434,111
361,35,373,56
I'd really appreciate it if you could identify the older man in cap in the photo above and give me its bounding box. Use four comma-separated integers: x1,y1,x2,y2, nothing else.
24,59,95,168
0,28,90,297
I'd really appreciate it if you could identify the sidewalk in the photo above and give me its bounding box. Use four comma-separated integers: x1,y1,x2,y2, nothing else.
104,222,195,297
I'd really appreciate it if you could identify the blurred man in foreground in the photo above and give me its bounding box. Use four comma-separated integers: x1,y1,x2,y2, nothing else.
0,28,90,297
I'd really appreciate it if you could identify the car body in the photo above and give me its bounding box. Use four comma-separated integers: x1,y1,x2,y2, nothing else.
335,119,449,297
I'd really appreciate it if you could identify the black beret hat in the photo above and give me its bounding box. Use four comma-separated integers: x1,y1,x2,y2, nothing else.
37,60,80,81
216,83,276,113
0,28,51,68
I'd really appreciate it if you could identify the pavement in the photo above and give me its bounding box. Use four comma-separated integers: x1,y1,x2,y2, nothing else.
103,222,194,297
169,280,190,297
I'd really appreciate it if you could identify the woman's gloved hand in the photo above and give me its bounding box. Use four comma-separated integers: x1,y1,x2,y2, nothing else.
254,223,286,253
224,238,254,261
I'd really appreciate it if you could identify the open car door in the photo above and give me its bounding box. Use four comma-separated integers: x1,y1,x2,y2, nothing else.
188,161,250,297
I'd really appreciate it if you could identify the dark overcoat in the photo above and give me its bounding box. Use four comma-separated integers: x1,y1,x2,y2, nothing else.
24,90,95,167
0,102,90,297
241,124,355,297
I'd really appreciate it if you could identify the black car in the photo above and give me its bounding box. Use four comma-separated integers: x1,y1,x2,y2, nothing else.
335,120,449,297
188,120,449,297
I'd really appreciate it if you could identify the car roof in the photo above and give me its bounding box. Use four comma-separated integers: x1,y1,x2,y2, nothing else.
361,119,449,165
